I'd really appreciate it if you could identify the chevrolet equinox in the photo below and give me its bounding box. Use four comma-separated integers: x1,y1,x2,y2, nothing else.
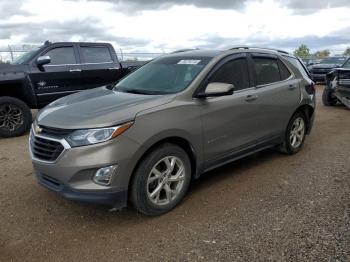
29,47,315,216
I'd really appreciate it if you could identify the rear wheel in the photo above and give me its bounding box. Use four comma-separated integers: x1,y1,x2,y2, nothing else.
279,112,307,155
131,143,191,216
0,97,32,138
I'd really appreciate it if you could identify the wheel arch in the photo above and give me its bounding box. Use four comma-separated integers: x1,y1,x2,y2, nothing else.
0,79,37,108
127,135,200,197
294,104,314,134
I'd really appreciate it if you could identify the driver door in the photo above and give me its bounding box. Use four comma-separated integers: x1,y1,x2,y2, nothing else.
29,45,82,106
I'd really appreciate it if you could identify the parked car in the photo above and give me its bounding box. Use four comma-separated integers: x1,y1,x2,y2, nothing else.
323,57,350,108
308,56,348,82
0,41,145,138
301,58,320,67
29,47,315,216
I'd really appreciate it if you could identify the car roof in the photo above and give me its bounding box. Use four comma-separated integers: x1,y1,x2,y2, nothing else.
165,47,294,59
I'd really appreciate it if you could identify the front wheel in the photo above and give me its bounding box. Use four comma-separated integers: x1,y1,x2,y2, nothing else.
0,97,32,138
279,112,307,155
130,143,191,216
322,87,337,106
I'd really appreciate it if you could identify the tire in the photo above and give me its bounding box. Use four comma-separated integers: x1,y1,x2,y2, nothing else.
0,96,32,138
322,87,337,106
131,143,192,216
279,112,307,155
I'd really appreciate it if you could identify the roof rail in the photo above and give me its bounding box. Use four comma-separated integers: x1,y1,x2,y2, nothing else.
170,48,199,54
228,46,289,55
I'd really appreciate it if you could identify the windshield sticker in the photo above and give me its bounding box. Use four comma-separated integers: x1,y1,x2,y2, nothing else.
178,60,201,65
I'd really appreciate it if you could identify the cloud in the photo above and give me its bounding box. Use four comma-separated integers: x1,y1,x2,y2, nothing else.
91,0,249,10
90,0,350,13
0,1,28,18
0,19,150,50
281,0,350,12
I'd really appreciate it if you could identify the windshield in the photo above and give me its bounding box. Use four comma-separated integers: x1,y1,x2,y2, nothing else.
114,56,212,95
342,59,350,69
11,48,40,65
320,57,347,65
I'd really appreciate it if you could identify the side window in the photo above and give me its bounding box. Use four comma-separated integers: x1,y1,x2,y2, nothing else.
80,46,113,63
284,56,311,79
278,59,292,80
253,57,281,85
209,58,250,91
45,47,76,65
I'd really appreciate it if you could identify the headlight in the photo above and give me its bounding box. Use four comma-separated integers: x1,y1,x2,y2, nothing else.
66,122,133,147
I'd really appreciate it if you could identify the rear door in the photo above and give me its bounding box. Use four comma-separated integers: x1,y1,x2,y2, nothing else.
198,54,262,166
29,44,82,106
249,53,301,143
78,45,123,89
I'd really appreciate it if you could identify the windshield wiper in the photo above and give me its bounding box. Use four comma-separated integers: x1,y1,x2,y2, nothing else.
114,88,167,95
116,88,154,95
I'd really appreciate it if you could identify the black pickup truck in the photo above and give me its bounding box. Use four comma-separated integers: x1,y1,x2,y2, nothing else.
0,41,145,137
323,57,350,108
308,56,348,83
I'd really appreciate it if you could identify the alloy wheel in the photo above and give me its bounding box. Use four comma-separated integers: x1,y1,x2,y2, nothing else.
147,156,186,206
0,104,24,131
289,117,305,149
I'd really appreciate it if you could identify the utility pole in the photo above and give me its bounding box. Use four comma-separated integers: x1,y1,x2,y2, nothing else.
8,45,14,62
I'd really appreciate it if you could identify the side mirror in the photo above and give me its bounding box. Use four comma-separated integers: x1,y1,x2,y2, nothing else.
36,56,51,67
197,82,234,98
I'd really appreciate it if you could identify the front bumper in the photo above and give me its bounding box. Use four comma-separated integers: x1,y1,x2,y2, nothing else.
310,73,326,82
37,172,127,208
335,86,350,108
29,128,141,208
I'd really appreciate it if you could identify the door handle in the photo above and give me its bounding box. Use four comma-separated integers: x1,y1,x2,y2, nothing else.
69,69,82,73
108,67,119,70
245,94,258,102
288,84,297,90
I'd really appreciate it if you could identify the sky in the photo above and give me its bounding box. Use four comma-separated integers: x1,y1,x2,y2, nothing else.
0,0,350,56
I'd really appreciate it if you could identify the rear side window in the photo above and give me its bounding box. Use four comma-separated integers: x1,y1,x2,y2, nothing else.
209,58,250,91
80,46,113,63
278,59,292,80
253,57,280,85
45,47,76,65
283,56,311,79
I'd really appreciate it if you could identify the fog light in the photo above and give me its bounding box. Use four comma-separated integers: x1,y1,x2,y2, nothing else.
93,165,117,186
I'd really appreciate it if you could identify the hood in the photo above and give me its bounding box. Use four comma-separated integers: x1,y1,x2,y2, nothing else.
37,87,175,129
310,63,340,69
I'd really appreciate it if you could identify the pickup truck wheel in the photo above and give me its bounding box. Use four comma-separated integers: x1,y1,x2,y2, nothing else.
130,143,191,216
0,97,32,138
322,87,337,106
279,112,306,155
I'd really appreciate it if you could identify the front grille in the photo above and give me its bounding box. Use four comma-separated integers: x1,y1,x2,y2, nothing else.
312,68,330,74
39,125,73,138
31,135,64,162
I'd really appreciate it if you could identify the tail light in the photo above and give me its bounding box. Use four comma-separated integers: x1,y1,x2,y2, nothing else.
305,83,315,95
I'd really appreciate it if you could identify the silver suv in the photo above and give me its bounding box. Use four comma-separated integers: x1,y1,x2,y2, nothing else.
29,47,315,216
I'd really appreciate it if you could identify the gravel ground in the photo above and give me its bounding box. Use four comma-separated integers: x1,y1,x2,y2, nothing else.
0,85,349,261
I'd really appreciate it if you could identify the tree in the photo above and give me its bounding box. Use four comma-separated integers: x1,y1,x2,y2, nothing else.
314,50,330,59
343,47,350,56
293,44,311,58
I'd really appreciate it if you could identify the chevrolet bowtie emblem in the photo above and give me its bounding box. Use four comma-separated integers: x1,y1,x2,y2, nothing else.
34,125,43,134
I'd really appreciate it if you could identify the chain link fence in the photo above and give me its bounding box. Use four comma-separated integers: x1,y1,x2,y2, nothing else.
0,44,165,63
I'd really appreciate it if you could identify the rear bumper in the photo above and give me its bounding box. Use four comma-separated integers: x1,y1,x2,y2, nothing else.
36,172,128,208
